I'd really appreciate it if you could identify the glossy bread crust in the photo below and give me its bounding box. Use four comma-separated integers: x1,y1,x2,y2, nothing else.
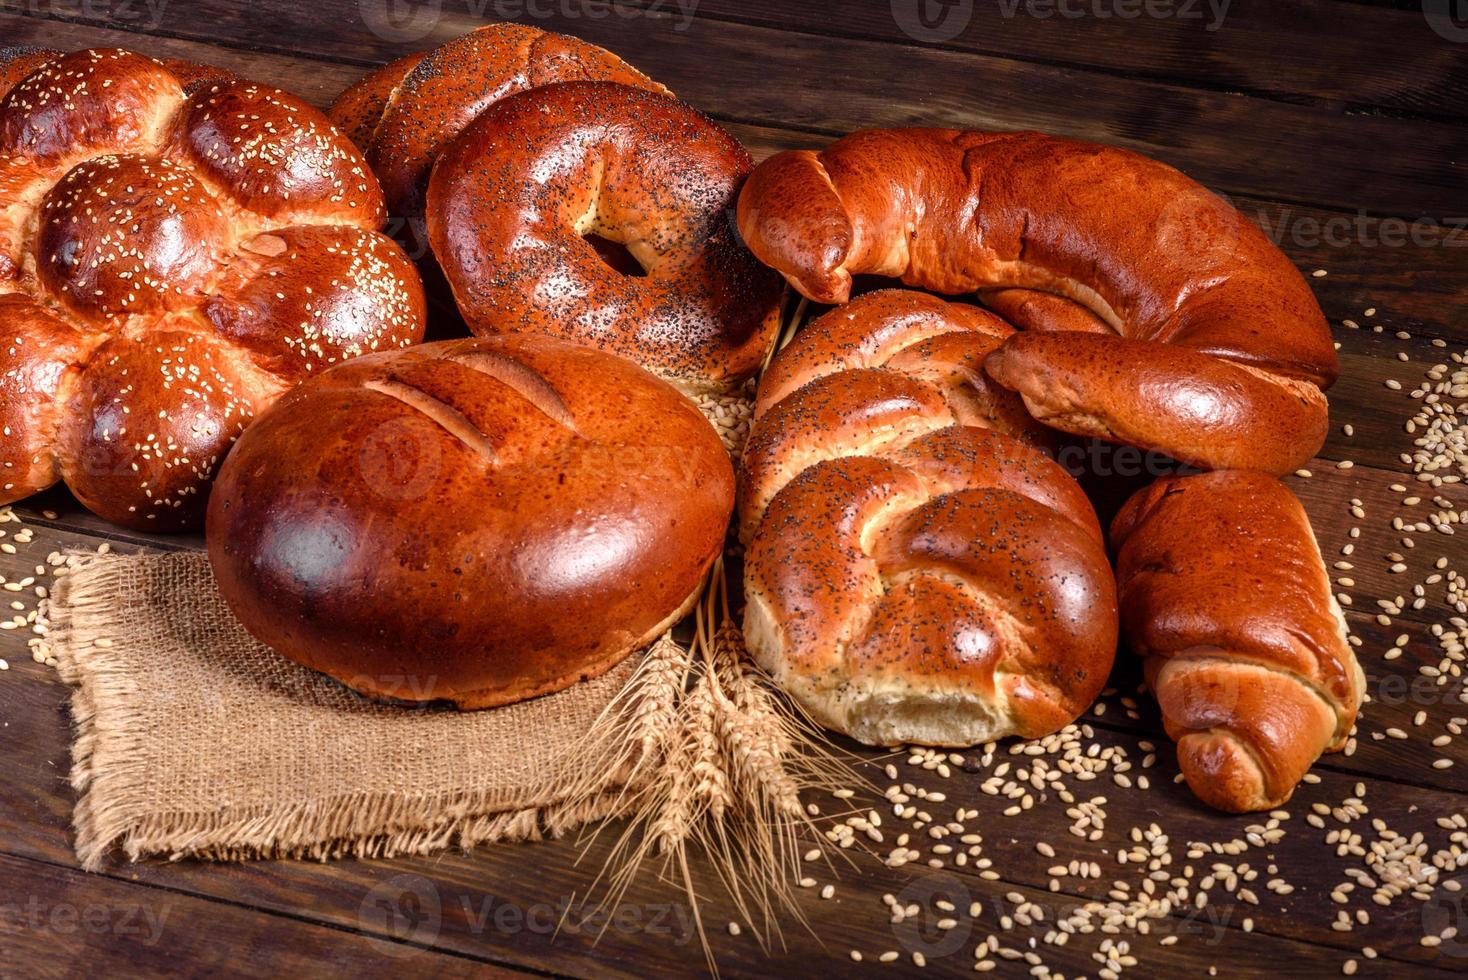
208,335,734,710
741,290,1117,747
0,47,426,530
328,24,668,221
736,129,1336,473
428,80,782,394
1110,470,1366,812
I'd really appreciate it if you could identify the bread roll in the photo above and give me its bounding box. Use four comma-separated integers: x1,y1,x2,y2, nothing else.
741,291,1117,746
736,129,1335,473
1111,470,1365,812
329,24,667,224
0,47,425,530
428,81,782,395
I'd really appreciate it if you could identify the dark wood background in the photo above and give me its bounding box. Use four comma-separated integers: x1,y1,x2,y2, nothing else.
1,1,1466,976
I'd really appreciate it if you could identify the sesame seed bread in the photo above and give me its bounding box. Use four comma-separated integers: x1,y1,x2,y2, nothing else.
1110,470,1366,813
736,128,1337,473
0,47,427,530
740,291,1118,747
207,334,734,710
427,80,783,395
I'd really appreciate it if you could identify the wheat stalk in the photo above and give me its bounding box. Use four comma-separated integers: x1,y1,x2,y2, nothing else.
593,553,864,958
583,376,868,967
555,630,692,817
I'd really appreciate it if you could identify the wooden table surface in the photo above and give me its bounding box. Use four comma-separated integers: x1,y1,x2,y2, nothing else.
3,1,1467,976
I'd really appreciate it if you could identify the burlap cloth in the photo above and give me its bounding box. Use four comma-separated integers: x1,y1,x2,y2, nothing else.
49,551,649,869
48,387,757,871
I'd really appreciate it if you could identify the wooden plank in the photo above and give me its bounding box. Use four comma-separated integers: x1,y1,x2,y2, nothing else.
2,516,1466,972
3,11,1466,349
2,633,1466,975
0,852,525,977
0,8,366,107
624,0,1468,119
4,3,1465,217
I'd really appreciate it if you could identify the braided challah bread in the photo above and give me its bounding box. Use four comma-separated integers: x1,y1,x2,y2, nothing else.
1111,470,1365,812
0,47,426,530
737,129,1336,474
740,289,1054,532
741,290,1117,747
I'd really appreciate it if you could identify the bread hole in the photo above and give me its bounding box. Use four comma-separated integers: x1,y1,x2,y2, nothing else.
583,233,649,278
362,379,496,463
448,350,577,432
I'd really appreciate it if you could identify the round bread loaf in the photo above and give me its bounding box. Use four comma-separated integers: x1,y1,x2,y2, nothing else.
427,80,782,395
207,335,734,709
0,47,426,530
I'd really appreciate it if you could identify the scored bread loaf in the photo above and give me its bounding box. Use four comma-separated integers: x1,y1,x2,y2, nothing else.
208,335,734,709
1110,471,1365,812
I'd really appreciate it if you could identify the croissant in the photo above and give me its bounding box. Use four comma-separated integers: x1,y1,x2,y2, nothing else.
737,129,1336,474
1110,470,1365,812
